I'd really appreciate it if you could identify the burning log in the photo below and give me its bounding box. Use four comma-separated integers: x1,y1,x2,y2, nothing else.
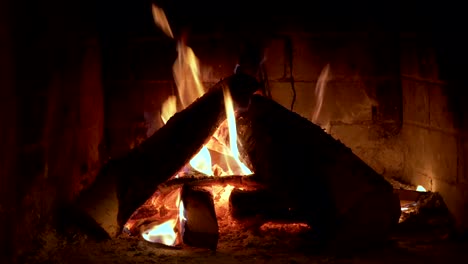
74,73,260,238
157,174,262,194
124,173,262,236
237,95,401,247
180,184,219,250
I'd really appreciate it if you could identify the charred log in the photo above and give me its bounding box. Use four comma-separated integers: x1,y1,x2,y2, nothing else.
180,185,219,250
229,188,310,227
74,73,259,237
237,95,401,245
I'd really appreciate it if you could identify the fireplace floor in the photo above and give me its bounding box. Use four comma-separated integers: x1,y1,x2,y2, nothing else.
21,219,468,264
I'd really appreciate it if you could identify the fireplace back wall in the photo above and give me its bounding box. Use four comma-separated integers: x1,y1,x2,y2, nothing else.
1,0,467,261
100,0,468,232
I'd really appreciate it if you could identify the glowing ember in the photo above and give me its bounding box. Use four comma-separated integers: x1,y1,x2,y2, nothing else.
416,185,427,192
141,219,178,246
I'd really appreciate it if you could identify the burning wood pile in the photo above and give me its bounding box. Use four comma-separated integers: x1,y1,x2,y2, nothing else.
69,4,401,253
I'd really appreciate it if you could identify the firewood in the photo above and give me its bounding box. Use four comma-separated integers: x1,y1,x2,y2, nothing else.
74,73,260,238
229,188,310,226
180,185,219,250
157,174,262,194
237,95,401,244
124,173,262,236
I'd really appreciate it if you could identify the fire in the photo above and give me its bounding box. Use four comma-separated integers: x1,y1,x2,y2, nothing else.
154,3,212,175
311,64,330,131
141,219,178,246
222,87,252,175
416,185,427,192
160,95,177,124
151,4,174,39
189,145,213,176
173,42,206,108
154,3,250,177
178,199,187,238
139,4,253,246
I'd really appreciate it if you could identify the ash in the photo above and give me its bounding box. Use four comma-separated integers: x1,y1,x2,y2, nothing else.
21,212,468,264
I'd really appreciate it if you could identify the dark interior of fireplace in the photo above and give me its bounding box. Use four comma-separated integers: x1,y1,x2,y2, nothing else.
1,0,468,263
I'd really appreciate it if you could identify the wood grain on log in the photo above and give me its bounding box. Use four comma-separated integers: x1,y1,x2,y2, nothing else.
74,73,260,237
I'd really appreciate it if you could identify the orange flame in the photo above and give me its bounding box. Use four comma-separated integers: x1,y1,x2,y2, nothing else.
160,95,177,124
151,4,174,39
153,4,212,175
222,87,252,175
173,42,206,108
145,4,253,246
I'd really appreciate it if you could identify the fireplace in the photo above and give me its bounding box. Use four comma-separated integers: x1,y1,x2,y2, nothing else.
1,0,468,262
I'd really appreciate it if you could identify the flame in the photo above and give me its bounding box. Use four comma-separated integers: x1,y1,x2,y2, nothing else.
161,95,177,124
173,42,206,108
142,219,178,246
178,199,187,239
154,4,212,175
151,4,174,39
222,87,252,175
311,64,330,130
172,41,213,174
143,5,254,246
189,145,213,176
416,185,427,192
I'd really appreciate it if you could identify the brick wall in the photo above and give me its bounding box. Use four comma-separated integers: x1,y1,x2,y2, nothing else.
263,32,403,178
399,33,468,231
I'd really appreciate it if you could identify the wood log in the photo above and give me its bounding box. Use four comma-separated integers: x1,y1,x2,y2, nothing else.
229,188,309,225
180,185,219,250
237,95,401,245
157,174,262,194
73,73,260,237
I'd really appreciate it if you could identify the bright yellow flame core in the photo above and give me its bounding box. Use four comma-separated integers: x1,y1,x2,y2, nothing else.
141,219,177,246
416,185,427,192
223,87,253,175
189,146,213,176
